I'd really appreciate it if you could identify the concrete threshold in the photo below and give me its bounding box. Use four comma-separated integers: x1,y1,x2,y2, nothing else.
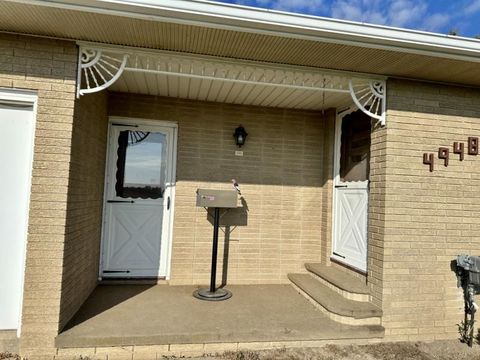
56,284,384,349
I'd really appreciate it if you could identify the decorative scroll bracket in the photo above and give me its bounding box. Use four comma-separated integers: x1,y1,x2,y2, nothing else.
76,48,128,98
349,79,386,126
76,46,387,126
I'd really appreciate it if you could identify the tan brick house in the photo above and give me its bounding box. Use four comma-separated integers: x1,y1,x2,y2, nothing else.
0,0,480,358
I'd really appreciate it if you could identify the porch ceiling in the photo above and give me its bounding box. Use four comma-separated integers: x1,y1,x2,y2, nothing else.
111,73,352,111
1,1,480,88
105,49,357,111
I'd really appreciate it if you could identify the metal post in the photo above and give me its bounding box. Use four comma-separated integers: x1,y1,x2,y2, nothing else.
193,207,232,301
210,207,220,293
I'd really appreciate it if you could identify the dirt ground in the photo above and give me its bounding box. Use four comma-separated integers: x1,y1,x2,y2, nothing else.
3,340,480,359
206,340,480,360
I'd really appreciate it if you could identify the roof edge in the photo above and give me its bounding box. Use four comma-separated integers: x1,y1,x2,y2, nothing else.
6,0,480,63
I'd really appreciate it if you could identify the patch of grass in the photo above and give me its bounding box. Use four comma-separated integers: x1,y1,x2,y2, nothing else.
0,353,22,360
359,343,434,360
222,346,350,360
217,342,456,360
223,350,260,360
458,319,476,344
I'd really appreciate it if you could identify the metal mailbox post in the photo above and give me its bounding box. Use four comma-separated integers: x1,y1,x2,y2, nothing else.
193,189,238,301
456,254,480,346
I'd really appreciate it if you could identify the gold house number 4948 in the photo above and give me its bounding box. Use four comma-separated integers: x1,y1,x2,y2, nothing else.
423,137,478,172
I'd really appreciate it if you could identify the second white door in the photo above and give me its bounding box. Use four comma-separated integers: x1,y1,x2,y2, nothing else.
332,110,371,272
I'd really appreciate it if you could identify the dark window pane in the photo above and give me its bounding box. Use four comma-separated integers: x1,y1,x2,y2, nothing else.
340,110,371,182
115,131,167,199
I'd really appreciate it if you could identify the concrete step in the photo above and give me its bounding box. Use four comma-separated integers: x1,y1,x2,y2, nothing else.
288,273,382,326
305,263,369,302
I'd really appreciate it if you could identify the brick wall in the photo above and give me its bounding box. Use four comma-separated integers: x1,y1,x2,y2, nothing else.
0,33,78,358
368,121,388,308
109,93,332,285
381,79,480,340
59,92,108,330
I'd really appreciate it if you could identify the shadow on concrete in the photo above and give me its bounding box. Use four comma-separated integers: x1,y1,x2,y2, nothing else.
62,285,154,332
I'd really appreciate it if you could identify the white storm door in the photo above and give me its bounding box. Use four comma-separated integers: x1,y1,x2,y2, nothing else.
332,110,371,272
0,92,36,331
102,122,175,278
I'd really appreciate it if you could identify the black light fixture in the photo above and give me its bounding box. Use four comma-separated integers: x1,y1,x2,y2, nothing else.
233,125,248,148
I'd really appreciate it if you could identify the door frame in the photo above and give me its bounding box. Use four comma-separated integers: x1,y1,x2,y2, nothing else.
99,116,178,280
0,88,38,336
331,109,370,273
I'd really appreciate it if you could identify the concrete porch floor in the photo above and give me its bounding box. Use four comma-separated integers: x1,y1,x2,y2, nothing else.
56,284,384,348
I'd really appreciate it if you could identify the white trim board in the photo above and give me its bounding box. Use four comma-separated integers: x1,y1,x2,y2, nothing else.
76,41,387,82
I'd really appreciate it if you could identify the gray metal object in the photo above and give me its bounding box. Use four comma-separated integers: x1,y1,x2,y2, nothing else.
194,188,237,301
193,288,232,301
457,255,480,285
456,254,480,346
196,189,238,208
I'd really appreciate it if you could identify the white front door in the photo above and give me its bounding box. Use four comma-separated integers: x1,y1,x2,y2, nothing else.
101,119,176,278
0,90,36,331
332,110,371,272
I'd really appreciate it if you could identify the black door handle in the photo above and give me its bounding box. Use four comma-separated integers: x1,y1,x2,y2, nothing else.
167,196,171,210
107,200,135,203
335,185,348,188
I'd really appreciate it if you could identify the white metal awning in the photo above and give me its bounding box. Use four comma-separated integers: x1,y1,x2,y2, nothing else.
77,44,386,125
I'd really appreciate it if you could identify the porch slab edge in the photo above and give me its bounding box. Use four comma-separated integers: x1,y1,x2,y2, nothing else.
55,337,386,359
55,325,385,349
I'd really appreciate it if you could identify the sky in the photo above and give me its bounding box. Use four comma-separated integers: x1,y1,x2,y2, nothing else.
124,132,165,186
214,0,480,38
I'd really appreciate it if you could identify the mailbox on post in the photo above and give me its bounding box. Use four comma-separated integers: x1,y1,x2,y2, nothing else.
194,188,238,301
196,189,238,208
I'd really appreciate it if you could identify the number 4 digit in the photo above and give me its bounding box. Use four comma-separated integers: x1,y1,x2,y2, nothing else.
423,153,434,172
453,142,464,161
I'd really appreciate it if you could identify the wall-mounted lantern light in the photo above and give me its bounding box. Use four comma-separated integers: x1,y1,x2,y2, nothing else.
233,125,248,148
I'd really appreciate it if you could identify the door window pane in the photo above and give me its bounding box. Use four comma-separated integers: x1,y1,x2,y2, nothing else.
340,110,371,182
115,130,167,199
